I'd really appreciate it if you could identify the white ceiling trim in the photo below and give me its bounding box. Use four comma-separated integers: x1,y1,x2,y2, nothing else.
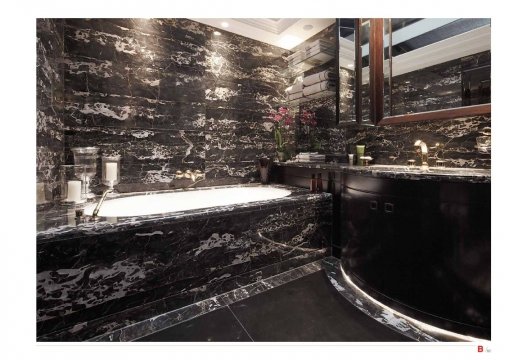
190,18,335,50
233,18,300,35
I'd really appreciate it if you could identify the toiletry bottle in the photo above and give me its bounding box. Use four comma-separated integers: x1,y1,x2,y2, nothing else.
310,174,316,193
316,173,323,192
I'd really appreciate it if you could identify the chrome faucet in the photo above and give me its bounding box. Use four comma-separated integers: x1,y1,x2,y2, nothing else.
414,140,428,168
92,188,113,218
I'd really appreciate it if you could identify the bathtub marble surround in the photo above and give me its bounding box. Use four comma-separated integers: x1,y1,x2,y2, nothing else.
37,184,332,341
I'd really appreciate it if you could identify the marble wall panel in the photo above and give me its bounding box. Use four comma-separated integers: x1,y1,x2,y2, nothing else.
342,115,491,168
36,19,65,192
58,18,289,186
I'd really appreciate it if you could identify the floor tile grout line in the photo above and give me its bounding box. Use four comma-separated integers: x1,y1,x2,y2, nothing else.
226,305,255,342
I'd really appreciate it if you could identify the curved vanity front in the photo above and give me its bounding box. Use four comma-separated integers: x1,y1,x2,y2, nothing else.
339,166,491,339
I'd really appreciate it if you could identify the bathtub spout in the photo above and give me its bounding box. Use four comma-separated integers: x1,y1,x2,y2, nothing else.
185,178,205,189
92,189,114,218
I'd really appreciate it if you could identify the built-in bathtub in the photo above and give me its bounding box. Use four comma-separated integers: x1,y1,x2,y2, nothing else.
83,186,292,217
36,184,332,341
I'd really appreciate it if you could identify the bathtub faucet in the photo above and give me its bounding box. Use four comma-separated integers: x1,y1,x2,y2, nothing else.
92,188,113,218
175,169,205,182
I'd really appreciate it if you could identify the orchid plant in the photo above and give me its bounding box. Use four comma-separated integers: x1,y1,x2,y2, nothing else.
299,109,320,151
269,106,294,153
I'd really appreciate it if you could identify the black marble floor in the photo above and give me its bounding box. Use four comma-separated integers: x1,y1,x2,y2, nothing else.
136,270,412,342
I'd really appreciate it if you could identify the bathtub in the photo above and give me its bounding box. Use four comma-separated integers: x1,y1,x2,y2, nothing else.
83,186,292,217
37,184,332,341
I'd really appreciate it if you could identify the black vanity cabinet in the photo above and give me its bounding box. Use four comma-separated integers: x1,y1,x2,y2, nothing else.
341,173,491,338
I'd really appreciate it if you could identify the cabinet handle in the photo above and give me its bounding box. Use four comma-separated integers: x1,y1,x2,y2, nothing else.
384,202,394,213
370,200,378,210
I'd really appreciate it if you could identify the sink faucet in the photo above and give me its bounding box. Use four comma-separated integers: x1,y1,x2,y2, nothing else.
414,140,428,168
92,188,113,218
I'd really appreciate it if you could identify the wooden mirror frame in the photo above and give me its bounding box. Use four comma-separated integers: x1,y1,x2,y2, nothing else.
366,18,491,125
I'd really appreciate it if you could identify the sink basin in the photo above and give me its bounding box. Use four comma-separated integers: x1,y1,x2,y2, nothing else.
366,164,490,176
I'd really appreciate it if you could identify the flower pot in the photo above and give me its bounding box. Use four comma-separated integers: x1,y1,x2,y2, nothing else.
277,151,287,162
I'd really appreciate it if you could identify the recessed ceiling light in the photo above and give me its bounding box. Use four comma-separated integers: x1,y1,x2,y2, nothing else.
279,35,302,49
303,24,313,31
347,63,354,68
213,31,221,36
221,22,229,28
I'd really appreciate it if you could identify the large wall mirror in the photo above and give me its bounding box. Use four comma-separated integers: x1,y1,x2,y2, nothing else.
370,18,491,125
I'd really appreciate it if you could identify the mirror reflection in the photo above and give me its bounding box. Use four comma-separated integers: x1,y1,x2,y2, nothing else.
384,18,491,116
338,19,356,123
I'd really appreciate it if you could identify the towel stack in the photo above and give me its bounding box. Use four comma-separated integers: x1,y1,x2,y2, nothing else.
288,39,335,68
295,152,326,162
285,70,336,102
285,82,304,101
303,39,335,61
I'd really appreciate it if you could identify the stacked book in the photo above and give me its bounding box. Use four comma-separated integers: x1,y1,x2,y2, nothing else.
295,152,326,162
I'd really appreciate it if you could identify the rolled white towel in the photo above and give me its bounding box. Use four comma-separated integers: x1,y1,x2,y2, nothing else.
288,92,304,101
284,83,304,95
303,80,334,96
303,71,334,86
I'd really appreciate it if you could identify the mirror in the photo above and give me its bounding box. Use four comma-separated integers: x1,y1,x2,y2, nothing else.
337,18,356,124
381,18,491,122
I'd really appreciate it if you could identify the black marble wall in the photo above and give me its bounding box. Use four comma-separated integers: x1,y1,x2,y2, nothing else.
37,19,289,190
63,19,288,184
36,19,65,193
316,115,491,168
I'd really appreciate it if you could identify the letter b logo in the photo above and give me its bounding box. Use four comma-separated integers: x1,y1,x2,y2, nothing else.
478,345,484,352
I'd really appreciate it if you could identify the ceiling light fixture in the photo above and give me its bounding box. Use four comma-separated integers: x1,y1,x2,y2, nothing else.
221,22,229,28
213,31,221,36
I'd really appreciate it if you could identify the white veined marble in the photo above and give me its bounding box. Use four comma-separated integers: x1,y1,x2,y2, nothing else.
84,186,291,217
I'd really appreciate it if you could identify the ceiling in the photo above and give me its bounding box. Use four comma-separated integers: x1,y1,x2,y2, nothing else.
190,18,335,50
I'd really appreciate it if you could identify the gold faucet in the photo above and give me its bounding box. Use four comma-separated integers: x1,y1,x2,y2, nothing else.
175,169,205,182
414,140,429,168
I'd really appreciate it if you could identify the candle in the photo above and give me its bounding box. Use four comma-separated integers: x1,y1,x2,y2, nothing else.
105,162,118,182
67,180,82,202
36,183,46,204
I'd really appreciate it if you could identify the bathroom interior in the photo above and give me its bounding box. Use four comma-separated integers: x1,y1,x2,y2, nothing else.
35,16,492,345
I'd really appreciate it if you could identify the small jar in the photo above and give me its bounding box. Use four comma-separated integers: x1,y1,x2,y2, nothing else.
310,174,317,193
102,155,121,189
316,173,323,192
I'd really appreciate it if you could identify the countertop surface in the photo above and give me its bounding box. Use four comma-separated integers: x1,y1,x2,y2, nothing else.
274,161,491,184
36,183,331,244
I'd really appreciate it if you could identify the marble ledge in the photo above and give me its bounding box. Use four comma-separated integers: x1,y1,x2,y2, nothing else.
36,183,332,244
274,161,491,183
